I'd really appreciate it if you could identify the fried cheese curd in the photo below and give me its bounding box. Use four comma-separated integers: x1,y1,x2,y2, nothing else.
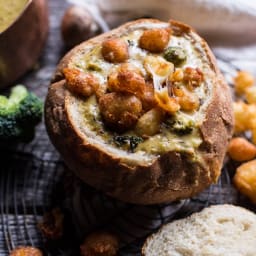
80,231,119,256
63,68,99,97
38,207,64,240
234,71,254,95
230,70,256,203
233,71,256,138
139,28,171,53
234,160,256,203
10,247,43,256
101,38,129,63
228,137,256,162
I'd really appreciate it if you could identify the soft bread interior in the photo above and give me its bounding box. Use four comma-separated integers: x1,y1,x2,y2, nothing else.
143,204,256,256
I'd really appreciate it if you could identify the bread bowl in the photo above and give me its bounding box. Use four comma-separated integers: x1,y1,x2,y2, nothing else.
45,19,233,204
142,204,256,255
0,0,48,88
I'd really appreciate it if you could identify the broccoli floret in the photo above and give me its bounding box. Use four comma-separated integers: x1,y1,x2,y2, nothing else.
113,135,143,152
0,85,43,142
165,115,195,135
163,46,187,66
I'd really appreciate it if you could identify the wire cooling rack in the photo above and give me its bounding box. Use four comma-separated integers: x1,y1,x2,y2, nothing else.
0,0,256,255
0,131,248,256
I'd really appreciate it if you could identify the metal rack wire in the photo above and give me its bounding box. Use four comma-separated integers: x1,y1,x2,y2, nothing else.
0,132,64,254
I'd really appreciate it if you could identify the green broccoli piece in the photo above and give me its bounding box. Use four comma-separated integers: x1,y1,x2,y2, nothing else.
165,115,195,135
0,85,43,142
113,135,143,152
163,46,187,66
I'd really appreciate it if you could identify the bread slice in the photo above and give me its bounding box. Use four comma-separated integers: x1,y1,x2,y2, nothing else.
45,19,233,204
142,204,256,256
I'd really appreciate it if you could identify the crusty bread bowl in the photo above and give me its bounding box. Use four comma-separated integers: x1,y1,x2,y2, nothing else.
0,0,48,88
45,19,233,204
142,204,256,255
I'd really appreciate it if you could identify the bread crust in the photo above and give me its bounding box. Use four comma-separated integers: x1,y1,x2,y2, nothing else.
45,19,233,204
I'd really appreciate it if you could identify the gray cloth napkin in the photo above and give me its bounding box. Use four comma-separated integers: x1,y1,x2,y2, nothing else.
67,0,256,75
68,0,256,44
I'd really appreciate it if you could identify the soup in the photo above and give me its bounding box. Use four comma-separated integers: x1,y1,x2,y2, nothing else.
0,0,28,33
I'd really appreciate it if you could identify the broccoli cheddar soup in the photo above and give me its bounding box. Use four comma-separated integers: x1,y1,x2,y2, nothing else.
0,0,28,33
63,21,216,165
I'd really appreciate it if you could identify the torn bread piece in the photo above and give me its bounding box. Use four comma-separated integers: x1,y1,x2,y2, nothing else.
142,204,256,256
